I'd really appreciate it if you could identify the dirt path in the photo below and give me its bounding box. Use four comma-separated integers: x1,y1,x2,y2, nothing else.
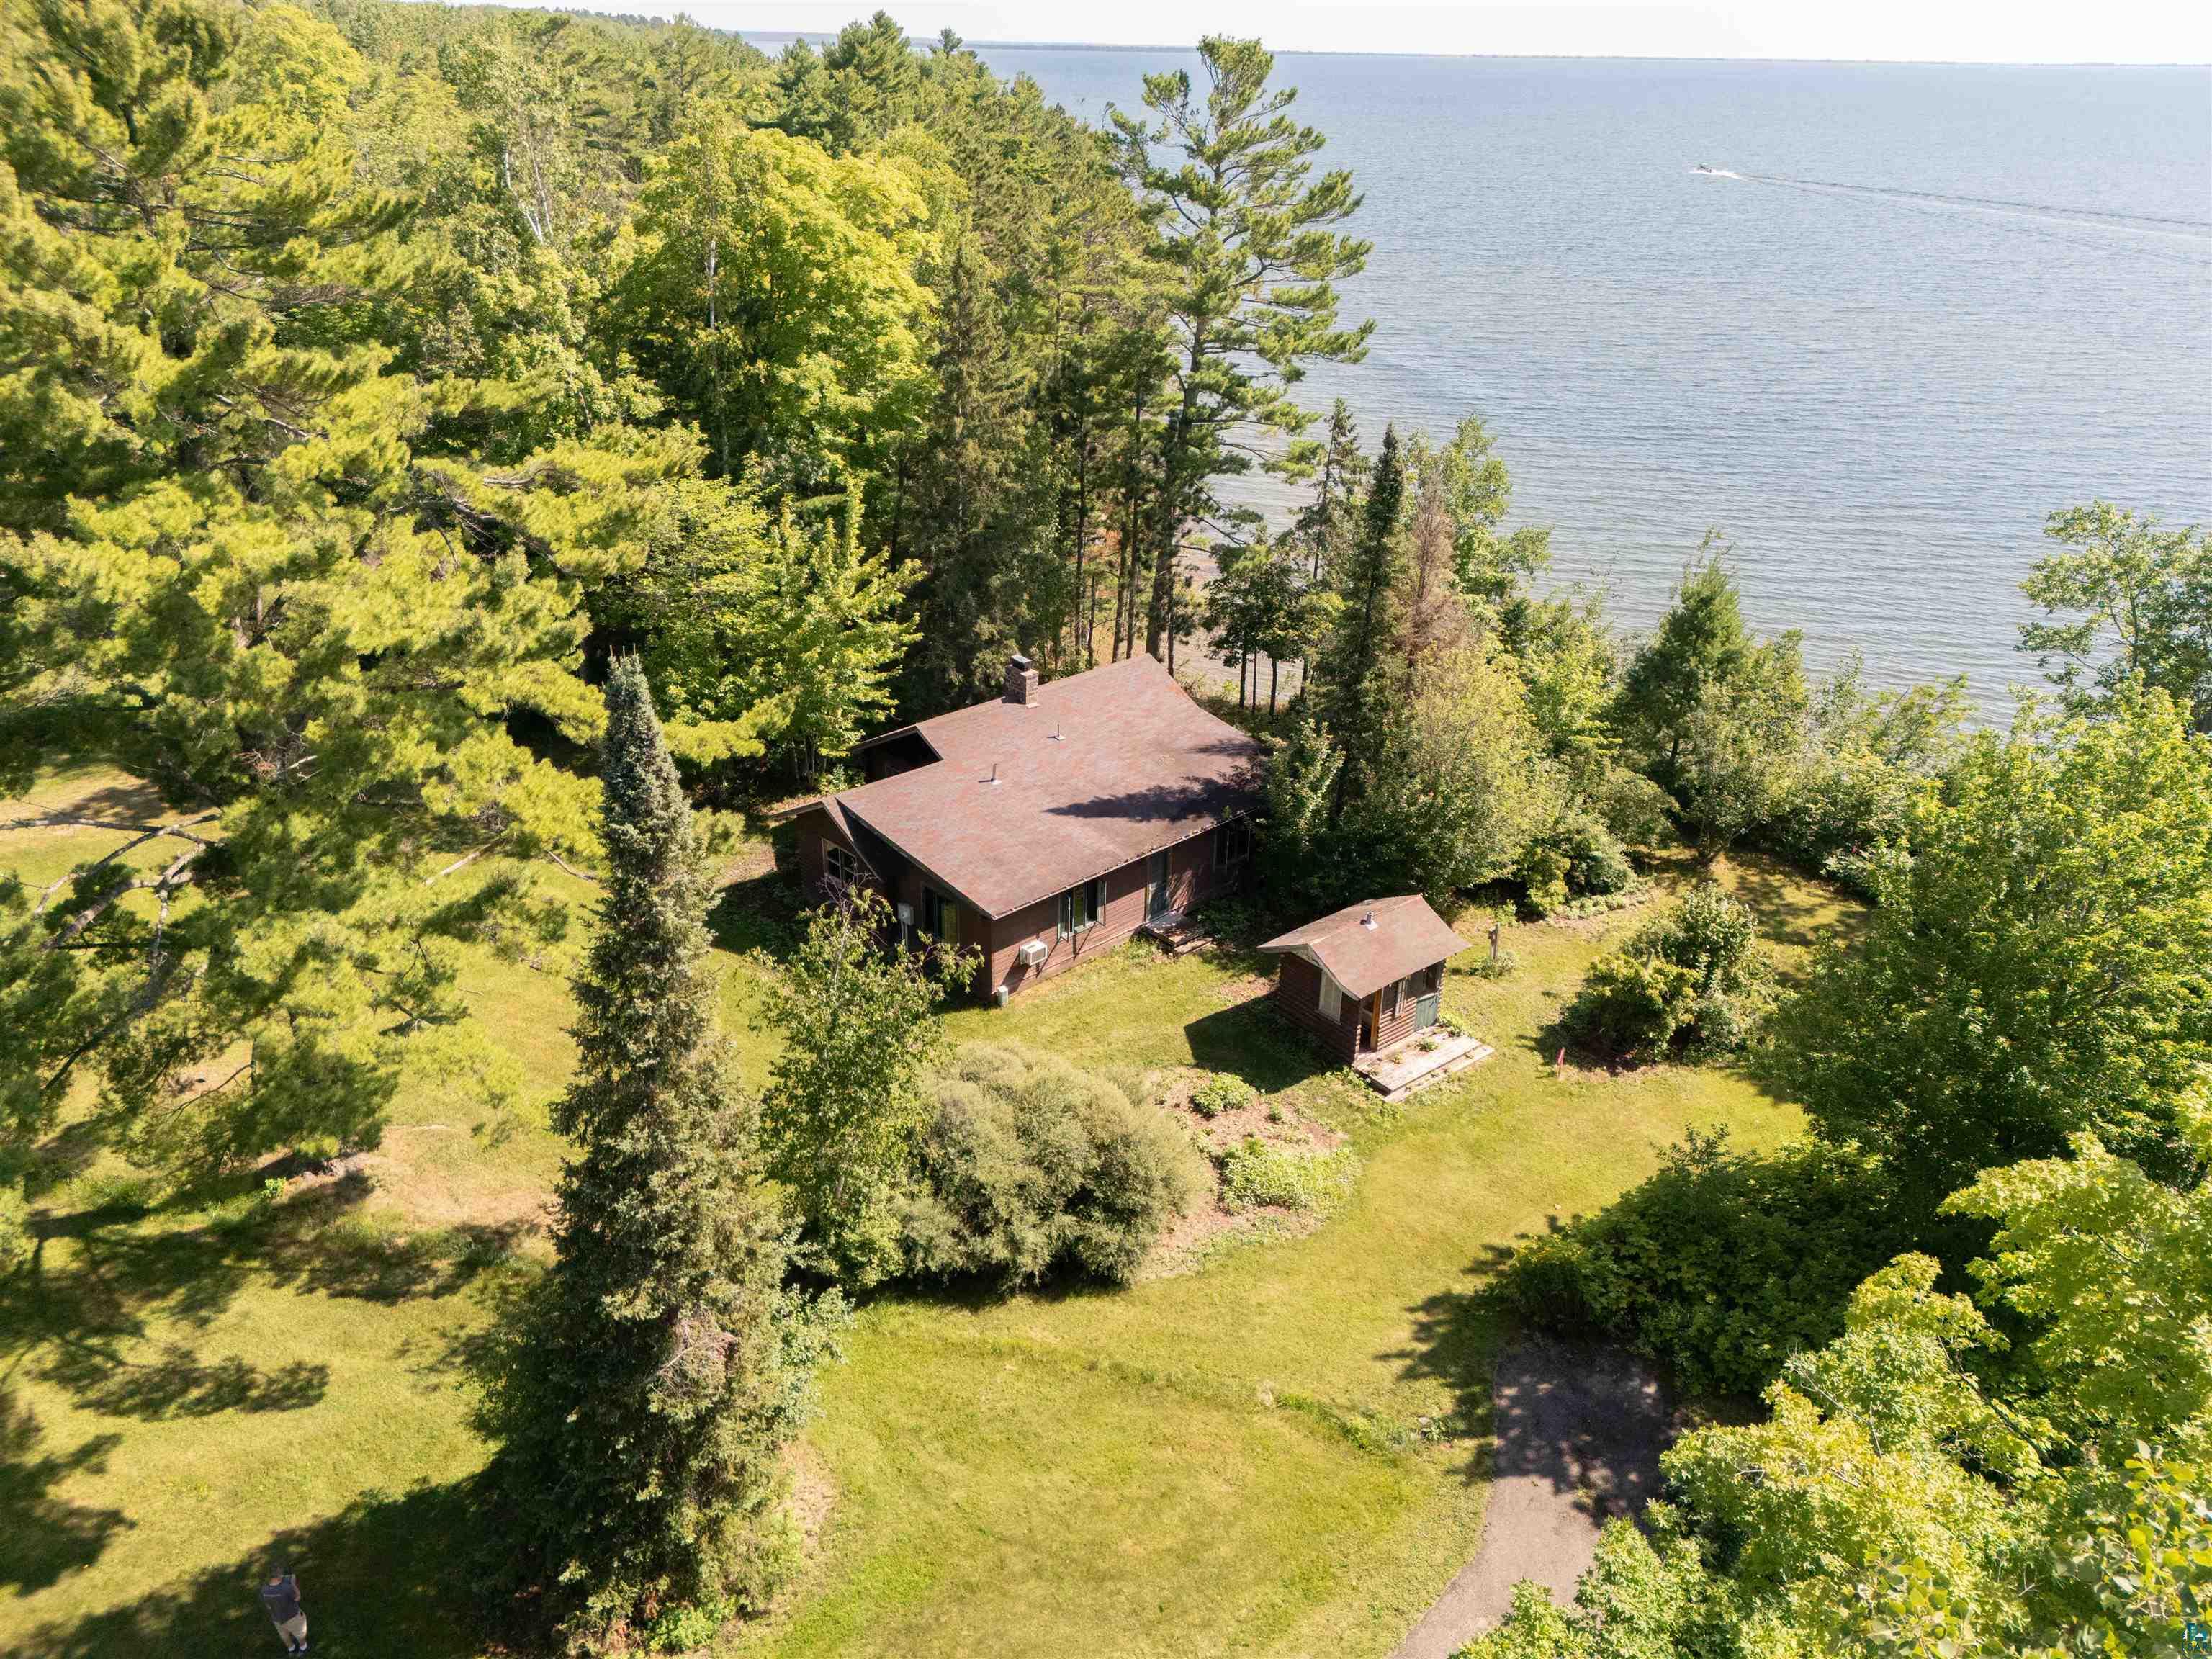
1391,1339,1671,1659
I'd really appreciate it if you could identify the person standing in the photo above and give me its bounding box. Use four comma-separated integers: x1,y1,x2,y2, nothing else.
258,1568,308,1653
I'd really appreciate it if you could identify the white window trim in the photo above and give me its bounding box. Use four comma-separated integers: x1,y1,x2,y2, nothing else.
1318,976,1343,1021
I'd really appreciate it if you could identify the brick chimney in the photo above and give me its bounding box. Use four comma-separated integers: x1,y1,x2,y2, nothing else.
1004,653,1039,706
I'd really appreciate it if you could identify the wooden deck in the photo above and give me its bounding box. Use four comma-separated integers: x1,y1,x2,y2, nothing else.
1139,911,1214,957
1354,1031,1495,1102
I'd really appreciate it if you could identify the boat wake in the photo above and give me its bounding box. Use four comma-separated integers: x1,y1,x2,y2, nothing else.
1696,165,2211,270
1745,171,2210,237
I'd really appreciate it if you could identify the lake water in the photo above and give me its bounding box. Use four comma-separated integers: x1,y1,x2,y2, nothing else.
973,48,2212,711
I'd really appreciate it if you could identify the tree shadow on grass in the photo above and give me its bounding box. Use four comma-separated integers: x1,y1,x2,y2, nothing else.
0,1388,130,1593
14,1477,487,1659
1380,1242,1520,1482
1721,855,1860,954
11,1176,532,1422
707,869,801,960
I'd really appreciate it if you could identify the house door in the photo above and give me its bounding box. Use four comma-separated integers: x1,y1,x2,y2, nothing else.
1148,850,1172,920
1415,989,1442,1032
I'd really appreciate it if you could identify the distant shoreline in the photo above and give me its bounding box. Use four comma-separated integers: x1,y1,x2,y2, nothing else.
716,30,2211,70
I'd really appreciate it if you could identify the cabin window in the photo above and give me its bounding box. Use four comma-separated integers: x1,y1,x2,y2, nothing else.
822,841,867,889
1213,817,1252,870
921,886,958,946
1057,878,1104,938
1318,976,1342,1021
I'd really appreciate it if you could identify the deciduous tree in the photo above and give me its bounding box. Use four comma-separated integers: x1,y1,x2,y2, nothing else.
2020,500,2212,733
760,888,975,1285
1773,688,2212,1215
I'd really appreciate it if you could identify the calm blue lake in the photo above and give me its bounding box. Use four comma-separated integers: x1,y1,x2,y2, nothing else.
970,48,2212,709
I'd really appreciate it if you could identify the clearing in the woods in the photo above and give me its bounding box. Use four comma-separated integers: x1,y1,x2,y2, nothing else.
1,764,1851,1658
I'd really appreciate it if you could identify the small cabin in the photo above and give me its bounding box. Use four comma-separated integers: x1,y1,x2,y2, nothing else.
1258,896,1473,1064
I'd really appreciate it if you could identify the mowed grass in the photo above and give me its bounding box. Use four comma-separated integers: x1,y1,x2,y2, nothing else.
1,768,1843,1658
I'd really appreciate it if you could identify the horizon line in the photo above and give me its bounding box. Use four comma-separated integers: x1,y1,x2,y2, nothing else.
737,27,2212,69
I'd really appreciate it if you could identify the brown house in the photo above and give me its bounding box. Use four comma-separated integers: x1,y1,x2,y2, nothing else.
1258,896,1473,1064
783,654,1262,1002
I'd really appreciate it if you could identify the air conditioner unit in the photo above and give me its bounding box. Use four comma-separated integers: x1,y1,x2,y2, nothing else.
1017,938,1049,967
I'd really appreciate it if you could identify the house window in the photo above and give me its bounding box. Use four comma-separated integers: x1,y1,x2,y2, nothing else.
1057,878,1104,938
921,886,958,946
1213,817,1252,870
1318,976,1342,1021
822,841,868,889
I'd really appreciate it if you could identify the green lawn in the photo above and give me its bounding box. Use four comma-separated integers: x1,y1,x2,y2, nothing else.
1,769,1841,1658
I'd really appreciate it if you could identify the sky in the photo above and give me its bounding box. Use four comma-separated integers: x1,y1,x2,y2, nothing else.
696,1,2212,64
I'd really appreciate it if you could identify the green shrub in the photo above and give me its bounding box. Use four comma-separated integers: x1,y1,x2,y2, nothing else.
1519,809,1637,918
1518,842,1570,917
1561,883,1772,1058
1190,1074,1257,1118
1497,1130,1905,1397
1220,1136,1357,1215
899,1045,1205,1288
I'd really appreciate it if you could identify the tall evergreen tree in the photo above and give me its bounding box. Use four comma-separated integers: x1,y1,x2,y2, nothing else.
1610,544,1810,857
481,658,834,1647
1110,37,1372,660
1297,399,1370,580
1319,425,1406,815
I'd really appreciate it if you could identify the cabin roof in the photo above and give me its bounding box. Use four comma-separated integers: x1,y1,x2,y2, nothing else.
799,655,1262,920
1258,895,1473,1000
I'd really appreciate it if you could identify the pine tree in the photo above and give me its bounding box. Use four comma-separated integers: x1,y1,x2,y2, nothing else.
1110,37,1372,660
1297,400,1370,580
0,0,702,1215
481,658,835,1648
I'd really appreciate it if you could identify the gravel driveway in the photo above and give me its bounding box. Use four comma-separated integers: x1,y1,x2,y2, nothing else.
1391,1339,1671,1659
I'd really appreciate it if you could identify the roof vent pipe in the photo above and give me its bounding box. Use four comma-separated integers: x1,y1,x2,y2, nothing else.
1360,912,1377,929
986,762,999,785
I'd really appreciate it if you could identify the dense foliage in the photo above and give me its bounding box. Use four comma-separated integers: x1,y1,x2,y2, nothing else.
1498,1132,1902,1397
479,660,834,1647
759,887,974,1285
2022,501,2212,732
898,1044,1203,1287
5,7,2208,1651
1561,884,1773,1059
1487,691,2212,1655
1773,686,2212,1213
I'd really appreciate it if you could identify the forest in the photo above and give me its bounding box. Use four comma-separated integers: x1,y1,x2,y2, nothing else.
1,3,2208,1657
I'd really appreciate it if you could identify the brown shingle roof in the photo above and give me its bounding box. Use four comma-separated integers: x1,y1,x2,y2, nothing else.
1258,896,1473,1000
830,655,1262,919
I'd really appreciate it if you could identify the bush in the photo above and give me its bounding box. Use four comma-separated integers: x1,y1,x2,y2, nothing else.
1190,1074,1257,1118
1519,842,1570,917
1561,883,1772,1058
1497,1130,1905,1397
1220,1136,1357,1215
899,1045,1205,1288
1518,805,1637,917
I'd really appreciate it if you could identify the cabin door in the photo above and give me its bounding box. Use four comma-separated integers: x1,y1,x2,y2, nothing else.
1147,850,1172,921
